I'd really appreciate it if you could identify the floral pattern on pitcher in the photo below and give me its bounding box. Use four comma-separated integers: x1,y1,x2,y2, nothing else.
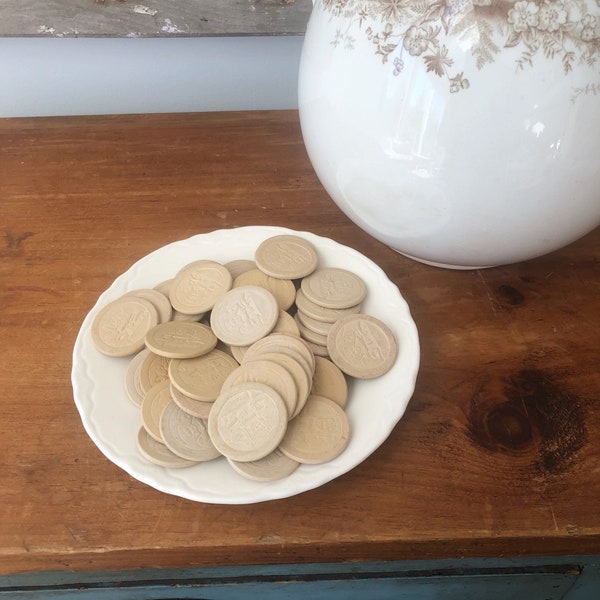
320,0,599,92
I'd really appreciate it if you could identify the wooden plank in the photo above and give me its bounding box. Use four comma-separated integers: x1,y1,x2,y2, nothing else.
1,111,600,577
0,0,312,37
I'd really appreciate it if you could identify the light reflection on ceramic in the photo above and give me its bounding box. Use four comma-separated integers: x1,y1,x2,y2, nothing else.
299,0,600,268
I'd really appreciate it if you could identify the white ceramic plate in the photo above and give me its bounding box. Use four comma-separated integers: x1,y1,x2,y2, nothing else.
72,226,420,504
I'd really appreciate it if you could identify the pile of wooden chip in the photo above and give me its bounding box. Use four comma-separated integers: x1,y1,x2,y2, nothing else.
91,234,397,481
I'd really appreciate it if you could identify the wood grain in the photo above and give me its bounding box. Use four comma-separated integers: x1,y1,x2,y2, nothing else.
1,111,599,576
0,0,311,37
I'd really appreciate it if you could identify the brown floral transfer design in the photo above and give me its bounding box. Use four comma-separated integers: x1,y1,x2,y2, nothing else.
320,0,599,92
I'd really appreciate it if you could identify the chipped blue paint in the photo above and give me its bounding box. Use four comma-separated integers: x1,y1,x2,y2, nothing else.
1,556,598,599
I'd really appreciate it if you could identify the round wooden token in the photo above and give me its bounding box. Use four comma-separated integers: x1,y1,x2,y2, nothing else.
229,343,248,364
171,310,206,322
125,348,150,407
272,309,301,337
91,296,159,357
243,332,316,375
280,395,350,464
224,259,257,279
141,380,173,442
311,356,348,408
125,288,173,324
169,260,232,314
295,289,361,323
228,449,300,482
159,401,221,462
139,351,170,394
295,308,334,336
145,321,217,359
255,234,318,279
153,278,173,298
136,427,198,468
170,383,213,419
169,349,238,402
210,285,279,346
327,314,398,379
227,309,300,364
208,382,288,462
303,339,330,358
294,313,329,346
245,352,311,420
221,359,298,419
174,258,220,276
300,267,367,309
232,269,296,311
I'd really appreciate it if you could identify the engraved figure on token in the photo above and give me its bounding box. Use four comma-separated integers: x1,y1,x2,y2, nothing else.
275,242,310,265
316,273,340,298
188,272,222,294
235,294,265,330
221,396,272,446
106,308,145,343
353,322,386,363
178,421,197,445
162,325,205,345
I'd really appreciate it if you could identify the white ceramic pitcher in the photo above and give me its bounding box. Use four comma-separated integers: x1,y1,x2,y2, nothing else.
299,0,600,268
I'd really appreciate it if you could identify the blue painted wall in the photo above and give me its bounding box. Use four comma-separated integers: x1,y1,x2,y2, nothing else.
0,36,304,117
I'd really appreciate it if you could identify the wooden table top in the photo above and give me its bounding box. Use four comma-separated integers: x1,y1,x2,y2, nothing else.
1,111,599,576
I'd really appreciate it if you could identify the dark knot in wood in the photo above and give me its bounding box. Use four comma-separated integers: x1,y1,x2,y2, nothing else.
485,403,532,451
495,284,525,307
468,369,586,474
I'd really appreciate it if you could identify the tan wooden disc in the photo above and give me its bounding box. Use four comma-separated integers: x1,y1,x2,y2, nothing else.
159,401,221,462
169,260,232,314
136,427,198,468
228,309,300,364
171,310,206,322
243,332,315,376
303,339,330,358
210,285,279,346
125,288,173,324
295,288,361,323
228,448,300,482
144,321,217,359
229,343,248,364
224,259,257,279
207,382,288,462
170,383,213,420
139,351,170,394
311,356,348,408
221,359,298,418
327,314,398,379
91,296,159,357
168,349,239,402
174,258,220,276
245,351,311,420
153,278,173,298
295,308,334,336
280,395,350,465
141,380,173,442
255,234,318,280
273,308,301,337
301,267,367,309
232,269,295,311
294,313,329,346
125,348,150,407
